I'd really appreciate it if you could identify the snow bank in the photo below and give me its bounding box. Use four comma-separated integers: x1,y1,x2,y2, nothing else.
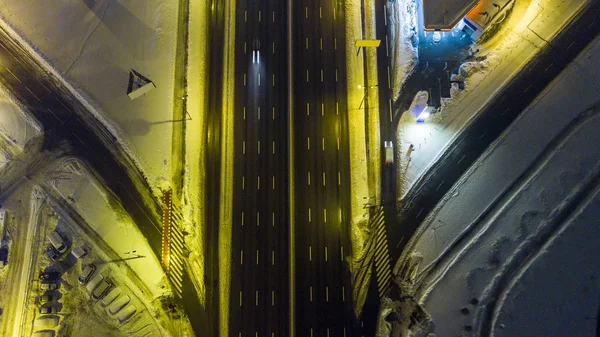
388,0,418,102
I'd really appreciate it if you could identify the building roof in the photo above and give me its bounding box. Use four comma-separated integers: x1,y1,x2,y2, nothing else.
423,0,480,30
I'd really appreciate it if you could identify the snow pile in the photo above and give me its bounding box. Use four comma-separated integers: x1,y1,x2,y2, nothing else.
388,0,418,102
0,0,179,194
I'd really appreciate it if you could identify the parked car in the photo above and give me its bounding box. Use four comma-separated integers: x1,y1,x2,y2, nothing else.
39,271,60,282
86,273,104,293
117,304,137,324
72,246,88,259
40,282,58,291
107,295,130,315
47,231,68,254
102,288,122,307
433,30,441,43
39,304,59,314
78,264,96,284
39,293,55,303
45,245,60,261
92,278,113,300
33,315,59,329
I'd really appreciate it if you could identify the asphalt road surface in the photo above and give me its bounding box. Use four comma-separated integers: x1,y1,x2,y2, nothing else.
229,0,290,335
292,1,356,336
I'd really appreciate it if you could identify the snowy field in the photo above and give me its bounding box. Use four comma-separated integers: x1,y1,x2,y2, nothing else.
0,0,179,192
0,88,40,169
396,0,590,199
393,33,600,337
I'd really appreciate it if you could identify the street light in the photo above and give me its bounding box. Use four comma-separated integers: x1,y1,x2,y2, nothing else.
358,84,379,89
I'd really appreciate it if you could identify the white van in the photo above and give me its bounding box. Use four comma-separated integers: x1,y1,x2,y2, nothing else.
34,315,59,329
47,231,68,254
107,295,130,315
85,273,104,293
117,304,137,323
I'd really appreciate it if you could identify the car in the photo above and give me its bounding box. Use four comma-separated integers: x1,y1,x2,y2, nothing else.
33,315,59,329
40,282,58,291
39,304,59,314
39,293,56,303
78,264,96,284
45,245,61,261
72,246,88,259
117,304,137,324
384,141,394,166
92,278,113,300
47,231,68,254
433,30,441,43
252,38,260,64
39,271,60,282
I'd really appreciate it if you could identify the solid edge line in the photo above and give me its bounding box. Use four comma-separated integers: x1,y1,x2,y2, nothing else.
288,0,295,334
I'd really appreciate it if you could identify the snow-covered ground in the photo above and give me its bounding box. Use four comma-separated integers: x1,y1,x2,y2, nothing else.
387,0,418,102
0,0,179,193
0,88,40,169
396,0,591,200
393,32,600,337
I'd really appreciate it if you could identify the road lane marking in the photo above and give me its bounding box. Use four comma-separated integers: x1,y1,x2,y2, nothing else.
326,286,329,302
256,291,259,306
272,212,275,227
338,172,341,185
272,291,275,306
258,73,261,86
258,10,261,22
243,73,246,86
7,68,21,83
272,41,275,54
309,246,312,261
240,250,244,264
306,102,310,115
308,171,311,185
47,108,64,125
272,11,275,22
334,6,336,20
309,286,313,301
320,69,323,82
256,250,259,264
258,140,261,154
457,154,466,165
308,208,311,222
272,106,275,119
241,211,244,226
306,37,309,50
342,286,345,302
36,78,51,93
336,102,339,115
385,35,389,56
339,208,342,223
243,141,246,154
272,250,275,265
258,106,261,119
320,7,322,19
305,7,308,18
335,69,338,82
257,211,260,226
257,176,260,190
387,66,391,89
242,176,245,190
243,106,246,120
272,73,275,86
523,84,532,93
307,137,310,150
334,38,337,50
325,247,328,261
306,69,309,82
320,38,323,50
26,87,41,102
244,10,247,22
321,103,324,116
389,99,393,122
341,246,344,260
272,176,275,190
324,208,327,222
337,137,340,150
244,41,246,54
322,137,324,151
240,291,243,307
322,172,326,186
272,141,275,154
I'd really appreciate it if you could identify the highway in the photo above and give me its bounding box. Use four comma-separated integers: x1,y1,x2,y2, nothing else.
228,0,290,336
292,1,356,336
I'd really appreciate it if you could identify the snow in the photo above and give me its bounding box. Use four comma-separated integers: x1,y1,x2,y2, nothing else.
394,32,600,337
388,0,418,102
0,0,179,193
396,0,591,200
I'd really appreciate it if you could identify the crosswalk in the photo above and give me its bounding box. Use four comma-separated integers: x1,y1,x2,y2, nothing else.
161,190,184,297
370,208,392,298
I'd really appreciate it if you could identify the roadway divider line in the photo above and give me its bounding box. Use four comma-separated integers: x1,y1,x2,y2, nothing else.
288,0,295,333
